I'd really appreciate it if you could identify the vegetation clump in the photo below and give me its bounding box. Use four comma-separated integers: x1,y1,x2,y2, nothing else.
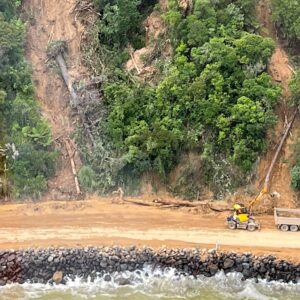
76,0,282,198
272,0,300,45
0,1,56,199
46,40,67,59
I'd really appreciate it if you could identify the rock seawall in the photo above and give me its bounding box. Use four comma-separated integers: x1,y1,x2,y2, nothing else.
0,247,299,285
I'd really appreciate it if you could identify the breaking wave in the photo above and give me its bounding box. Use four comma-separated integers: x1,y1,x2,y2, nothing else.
0,267,299,300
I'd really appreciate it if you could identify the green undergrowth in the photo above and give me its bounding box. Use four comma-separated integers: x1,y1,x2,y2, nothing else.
77,0,281,199
0,0,57,199
289,72,300,191
272,0,300,47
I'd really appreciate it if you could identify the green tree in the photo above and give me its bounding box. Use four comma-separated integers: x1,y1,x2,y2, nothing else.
98,0,142,48
0,0,56,199
79,0,280,197
272,0,300,43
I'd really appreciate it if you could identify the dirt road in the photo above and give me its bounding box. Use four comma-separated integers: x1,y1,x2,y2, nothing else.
0,199,299,262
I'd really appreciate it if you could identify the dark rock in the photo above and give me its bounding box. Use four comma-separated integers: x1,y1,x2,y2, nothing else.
242,269,251,278
223,258,234,269
120,264,128,271
0,246,296,285
117,277,131,286
208,264,219,275
8,254,16,262
259,265,267,273
104,274,111,282
0,280,6,286
100,261,108,268
235,263,243,273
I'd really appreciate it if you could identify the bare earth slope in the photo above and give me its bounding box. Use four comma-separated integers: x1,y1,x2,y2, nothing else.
23,0,86,199
256,0,299,208
0,200,299,262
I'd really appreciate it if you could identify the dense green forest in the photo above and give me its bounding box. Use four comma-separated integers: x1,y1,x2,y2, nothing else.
0,0,56,198
77,0,282,199
1,0,300,199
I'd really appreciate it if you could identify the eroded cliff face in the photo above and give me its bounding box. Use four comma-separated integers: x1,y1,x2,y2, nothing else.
22,0,299,208
255,0,299,209
23,0,88,199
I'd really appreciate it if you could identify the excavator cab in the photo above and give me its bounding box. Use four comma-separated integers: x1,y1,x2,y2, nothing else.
227,203,259,231
233,204,249,222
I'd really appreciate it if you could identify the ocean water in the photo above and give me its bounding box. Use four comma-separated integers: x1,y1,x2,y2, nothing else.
0,268,299,300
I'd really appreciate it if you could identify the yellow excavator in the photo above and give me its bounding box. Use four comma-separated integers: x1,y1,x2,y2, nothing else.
226,187,269,231
226,111,297,231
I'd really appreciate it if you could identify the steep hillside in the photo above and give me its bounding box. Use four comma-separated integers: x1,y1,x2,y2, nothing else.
17,0,300,207
23,0,88,199
0,1,56,200
74,0,282,201
255,0,298,208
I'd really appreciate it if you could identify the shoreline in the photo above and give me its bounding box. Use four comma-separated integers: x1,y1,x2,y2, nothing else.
0,246,299,286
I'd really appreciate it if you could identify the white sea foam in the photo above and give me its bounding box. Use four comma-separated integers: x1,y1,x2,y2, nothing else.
0,268,299,300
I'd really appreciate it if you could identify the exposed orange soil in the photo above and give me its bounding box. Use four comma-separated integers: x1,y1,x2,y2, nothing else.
255,0,299,208
23,0,87,199
0,199,299,263
126,0,172,80
14,0,299,265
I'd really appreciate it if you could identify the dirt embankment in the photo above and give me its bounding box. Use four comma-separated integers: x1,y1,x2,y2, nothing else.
23,0,87,199
255,0,299,208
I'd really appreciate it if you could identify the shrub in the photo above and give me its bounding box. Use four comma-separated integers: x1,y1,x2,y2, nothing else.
0,1,56,199
291,166,300,190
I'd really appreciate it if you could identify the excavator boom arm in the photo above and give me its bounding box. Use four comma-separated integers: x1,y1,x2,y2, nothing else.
248,186,268,212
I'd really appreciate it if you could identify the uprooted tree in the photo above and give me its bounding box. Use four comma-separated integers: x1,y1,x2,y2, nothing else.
47,41,83,196
47,39,114,196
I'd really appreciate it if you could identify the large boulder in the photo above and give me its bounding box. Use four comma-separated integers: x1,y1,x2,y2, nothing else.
52,271,63,284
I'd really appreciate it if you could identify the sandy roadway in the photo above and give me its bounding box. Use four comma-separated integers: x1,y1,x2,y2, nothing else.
0,199,299,262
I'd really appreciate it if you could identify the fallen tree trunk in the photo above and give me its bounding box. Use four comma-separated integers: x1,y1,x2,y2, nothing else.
123,197,220,208
54,50,96,147
64,138,81,196
152,198,204,207
123,197,232,213
264,111,297,191
123,199,154,206
56,53,80,108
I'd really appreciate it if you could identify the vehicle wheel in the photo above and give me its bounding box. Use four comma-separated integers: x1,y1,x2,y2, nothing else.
280,224,290,232
247,223,256,232
228,221,236,230
290,225,299,232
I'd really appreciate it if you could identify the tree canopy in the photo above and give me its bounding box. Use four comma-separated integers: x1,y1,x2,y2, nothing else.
0,0,56,199
78,0,280,198
272,0,300,44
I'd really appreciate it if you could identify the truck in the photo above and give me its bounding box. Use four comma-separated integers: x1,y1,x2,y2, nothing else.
274,208,300,232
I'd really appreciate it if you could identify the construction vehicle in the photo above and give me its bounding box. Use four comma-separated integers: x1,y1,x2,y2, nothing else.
226,110,298,232
226,187,268,231
274,208,300,232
